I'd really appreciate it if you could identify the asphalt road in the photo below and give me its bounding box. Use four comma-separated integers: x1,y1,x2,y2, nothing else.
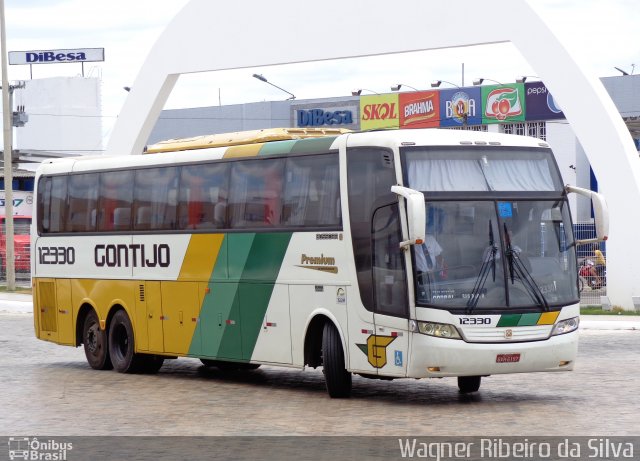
1,314,638,438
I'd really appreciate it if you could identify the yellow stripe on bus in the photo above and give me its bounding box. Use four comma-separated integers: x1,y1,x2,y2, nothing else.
537,311,560,325
178,234,225,281
223,143,263,158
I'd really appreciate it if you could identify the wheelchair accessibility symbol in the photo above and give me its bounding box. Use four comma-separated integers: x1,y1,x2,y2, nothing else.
394,350,403,367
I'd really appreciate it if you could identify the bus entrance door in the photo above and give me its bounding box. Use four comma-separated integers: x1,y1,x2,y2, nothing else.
371,203,409,377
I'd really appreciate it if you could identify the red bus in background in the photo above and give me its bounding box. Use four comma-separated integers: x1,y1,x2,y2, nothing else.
0,215,31,276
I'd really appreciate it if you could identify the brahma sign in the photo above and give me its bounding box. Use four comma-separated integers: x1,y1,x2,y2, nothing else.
399,91,440,128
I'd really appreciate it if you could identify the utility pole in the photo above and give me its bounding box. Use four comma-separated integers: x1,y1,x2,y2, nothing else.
0,0,16,291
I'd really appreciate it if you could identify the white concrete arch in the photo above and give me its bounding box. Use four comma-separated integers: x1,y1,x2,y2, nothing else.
106,0,640,309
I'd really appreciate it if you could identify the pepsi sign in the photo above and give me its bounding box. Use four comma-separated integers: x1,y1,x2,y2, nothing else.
9,48,105,65
524,81,564,121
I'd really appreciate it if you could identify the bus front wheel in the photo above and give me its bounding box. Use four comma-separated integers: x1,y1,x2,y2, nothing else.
458,376,481,393
82,309,112,370
322,322,352,398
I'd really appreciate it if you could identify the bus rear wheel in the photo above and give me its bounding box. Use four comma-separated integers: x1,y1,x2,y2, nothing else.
322,322,352,398
458,376,481,393
108,309,151,373
82,309,112,370
140,355,165,374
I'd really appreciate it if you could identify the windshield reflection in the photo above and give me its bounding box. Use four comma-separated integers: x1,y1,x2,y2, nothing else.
414,200,578,310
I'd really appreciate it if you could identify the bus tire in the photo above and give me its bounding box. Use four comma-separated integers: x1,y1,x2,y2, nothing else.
139,355,164,374
458,376,481,393
322,322,352,398
82,309,112,370
108,309,144,373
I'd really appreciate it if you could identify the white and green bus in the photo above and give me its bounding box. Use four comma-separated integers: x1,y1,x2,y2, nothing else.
32,127,608,397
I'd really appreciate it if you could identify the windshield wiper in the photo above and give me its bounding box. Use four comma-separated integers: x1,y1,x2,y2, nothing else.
466,220,498,313
504,223,550,311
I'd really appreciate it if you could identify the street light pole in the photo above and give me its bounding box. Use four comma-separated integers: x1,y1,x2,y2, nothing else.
0,0,16,290
252,74,295,100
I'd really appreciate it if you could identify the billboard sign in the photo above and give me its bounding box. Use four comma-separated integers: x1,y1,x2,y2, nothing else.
0,190,33,216
360,94,399,130
439,87,482,126
9,48,105,65
481,83,526,124
294,106,357,128
524,81,564,121
399,91,440,128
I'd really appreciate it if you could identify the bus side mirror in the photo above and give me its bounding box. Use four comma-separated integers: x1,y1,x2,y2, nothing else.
391,185,426,249
566,185,609,243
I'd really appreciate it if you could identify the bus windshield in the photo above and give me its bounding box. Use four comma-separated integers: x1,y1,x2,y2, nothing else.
412,200,578,310
403,147,577,310
404,146,563,192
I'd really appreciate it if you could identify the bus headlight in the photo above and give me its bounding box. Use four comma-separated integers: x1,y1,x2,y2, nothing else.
415,321,462,340
551,316,580,336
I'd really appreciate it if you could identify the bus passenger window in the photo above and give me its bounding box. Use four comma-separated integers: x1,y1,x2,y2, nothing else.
229,159,284,229
68,173,98,232
37,177,51,233
178,163,230,230
38,176,68,234
134,167,179,231
48,176,68,233
282,154,340,228
97,170,133,232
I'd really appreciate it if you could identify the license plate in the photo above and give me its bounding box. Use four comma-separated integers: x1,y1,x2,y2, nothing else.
496,353,521,363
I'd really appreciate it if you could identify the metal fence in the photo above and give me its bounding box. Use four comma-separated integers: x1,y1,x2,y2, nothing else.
0,247,32,287
574,221,606,306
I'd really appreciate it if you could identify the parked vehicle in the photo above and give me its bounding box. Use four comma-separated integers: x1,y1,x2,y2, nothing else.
0,215,31,276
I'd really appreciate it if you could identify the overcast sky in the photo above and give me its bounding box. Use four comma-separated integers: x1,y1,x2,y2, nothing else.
4,0,640,145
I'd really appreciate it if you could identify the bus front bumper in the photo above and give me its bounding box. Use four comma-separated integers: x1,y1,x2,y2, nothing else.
407,330,578,378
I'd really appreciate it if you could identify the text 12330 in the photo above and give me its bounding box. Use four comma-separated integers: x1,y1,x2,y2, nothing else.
38,246,75,265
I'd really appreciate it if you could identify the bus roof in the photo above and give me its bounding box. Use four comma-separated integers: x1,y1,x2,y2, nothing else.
146,127,351,153
36,128,552,176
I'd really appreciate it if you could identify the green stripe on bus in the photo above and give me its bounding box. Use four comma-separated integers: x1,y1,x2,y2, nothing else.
198,281,242,359
227,233,257,279
518,313,542,326
191,232,292,360
258,140,297,156
236,233,292,359
289,136,338,154
497,314,521,327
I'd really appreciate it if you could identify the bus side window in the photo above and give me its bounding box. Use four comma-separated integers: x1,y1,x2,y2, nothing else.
68,173,98,232
281,154,340,228
135,206,152,230
178,163,230,230
37,177,52,233
97,170,133,232
134,167,179,231
38,176,68,234
229,159,284,229
48,176,68,233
